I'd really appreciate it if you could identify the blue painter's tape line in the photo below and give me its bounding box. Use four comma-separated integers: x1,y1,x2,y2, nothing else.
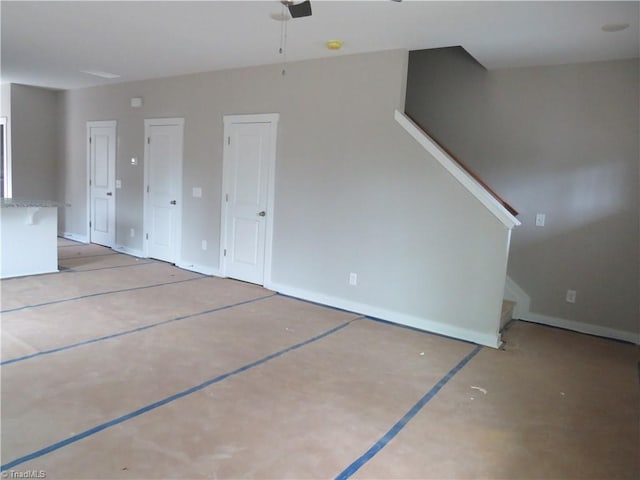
58,252,120,260
274,293,473,345
1,293,278,366
1,276,206,314
61,261,156,274
0,317,359,472
364,316,475,345
335,344,483,480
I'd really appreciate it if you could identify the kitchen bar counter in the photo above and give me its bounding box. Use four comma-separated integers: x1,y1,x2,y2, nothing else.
1,198,59,278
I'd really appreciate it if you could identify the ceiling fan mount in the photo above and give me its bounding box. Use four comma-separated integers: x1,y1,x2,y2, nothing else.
280,0,312,19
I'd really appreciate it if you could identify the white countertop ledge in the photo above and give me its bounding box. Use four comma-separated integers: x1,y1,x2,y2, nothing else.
1,198,60,208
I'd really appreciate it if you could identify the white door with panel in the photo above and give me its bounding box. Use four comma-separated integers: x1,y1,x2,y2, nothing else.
144,118,184,263
88,121,116,247
222,115,278,285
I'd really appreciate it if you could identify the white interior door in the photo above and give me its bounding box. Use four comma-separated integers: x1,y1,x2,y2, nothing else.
221,114,278,285
88,121,116,247
144,118,183,263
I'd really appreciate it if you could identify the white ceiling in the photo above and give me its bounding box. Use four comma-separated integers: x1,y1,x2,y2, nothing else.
2,1,638,91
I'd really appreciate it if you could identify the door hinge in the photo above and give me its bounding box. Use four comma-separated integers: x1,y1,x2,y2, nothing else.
147,137,150,144
89,179,92,186
89,137,92,144
224,249,227,257
146,233,149,240
227,136,230,146
146,185,150,193
225,193,228,202
89,221,92,228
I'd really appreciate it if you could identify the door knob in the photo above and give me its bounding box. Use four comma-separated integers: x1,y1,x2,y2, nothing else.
258,211,266,217
170,200,177,205
106,192,113,196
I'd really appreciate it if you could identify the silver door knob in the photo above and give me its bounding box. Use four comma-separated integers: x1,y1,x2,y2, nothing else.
258,211,266,217
106,192,113,196
170,200,177,205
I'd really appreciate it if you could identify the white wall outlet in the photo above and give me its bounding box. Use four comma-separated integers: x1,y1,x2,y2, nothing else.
130,228,135,238
116,179,122,189
535,213,546,227
566,289,577,303
192,187,202,198
130,157,138,166
349,272,358,286
201,240,207,251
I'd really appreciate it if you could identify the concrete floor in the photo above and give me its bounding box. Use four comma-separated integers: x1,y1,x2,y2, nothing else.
1,239,638,479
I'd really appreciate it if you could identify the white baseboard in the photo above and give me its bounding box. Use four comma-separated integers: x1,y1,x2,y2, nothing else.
504,276,530,319
113,245,145,258
60,232,89,243
522,312,640,345
267,281,501,348
176,262,220,277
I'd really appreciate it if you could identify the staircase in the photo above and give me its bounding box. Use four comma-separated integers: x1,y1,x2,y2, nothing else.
501,300,516,330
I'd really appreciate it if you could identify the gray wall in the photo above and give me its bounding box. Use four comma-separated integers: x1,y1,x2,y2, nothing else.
58,49,513,346
8,84,59,201
406,47,639,336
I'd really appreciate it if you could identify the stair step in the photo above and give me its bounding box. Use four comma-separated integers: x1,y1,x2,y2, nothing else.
500,300,516,329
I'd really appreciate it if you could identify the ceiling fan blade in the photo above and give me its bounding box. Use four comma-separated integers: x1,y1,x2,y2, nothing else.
287,0,312,18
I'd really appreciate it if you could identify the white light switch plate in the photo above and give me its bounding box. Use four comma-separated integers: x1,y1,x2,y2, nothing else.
192,187,202,198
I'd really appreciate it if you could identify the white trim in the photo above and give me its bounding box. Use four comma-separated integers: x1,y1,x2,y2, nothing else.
394,110,520,229
267,281,502,348
60,231,89,244
113,245,144,258
143,117,184,264
1,116,11,198
176,262,220,277
504,275,638,344
220,113,279,286
522,312,640,345
504,275,531,319
86,120,117,245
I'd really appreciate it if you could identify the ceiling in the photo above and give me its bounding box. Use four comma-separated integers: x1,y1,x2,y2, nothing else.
2,1,638,91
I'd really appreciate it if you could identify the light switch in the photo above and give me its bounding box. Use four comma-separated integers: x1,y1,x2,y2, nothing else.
115,179,122,189
535,213,546,227
192,187,202,198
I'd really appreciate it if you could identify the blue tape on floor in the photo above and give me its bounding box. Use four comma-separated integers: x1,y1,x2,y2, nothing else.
58,252,119,260
0,317,360,472
1,293,278,366
1,276,206,314
364,316,475,345
335,344,483,479
61,260,156,274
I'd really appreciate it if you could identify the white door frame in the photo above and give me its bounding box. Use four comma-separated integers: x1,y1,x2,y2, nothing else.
86,120,116,246
143,117,184,263
1,116,11,198
220,113,279,286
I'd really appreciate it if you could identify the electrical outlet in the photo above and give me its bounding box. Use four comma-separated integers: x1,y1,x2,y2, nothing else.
566,289,577,303
536,213,546,227
193,187,202,198
130,228,135,238
115,179,122,189
349,272,358,286
201,240,207,251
